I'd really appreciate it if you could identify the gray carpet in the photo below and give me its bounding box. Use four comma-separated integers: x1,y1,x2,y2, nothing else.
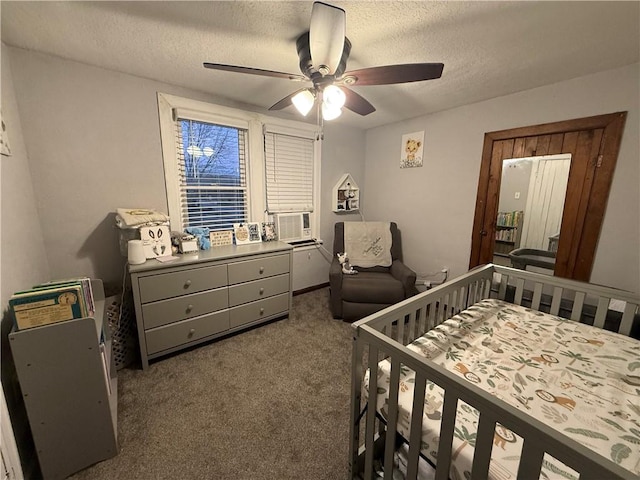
71,287,353,480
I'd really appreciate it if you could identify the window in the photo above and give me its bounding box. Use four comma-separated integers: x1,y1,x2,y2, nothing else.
176,118,247,231
158,93,321,239
264,127,315,213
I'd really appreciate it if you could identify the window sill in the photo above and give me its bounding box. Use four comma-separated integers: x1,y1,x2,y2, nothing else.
288,239,323,250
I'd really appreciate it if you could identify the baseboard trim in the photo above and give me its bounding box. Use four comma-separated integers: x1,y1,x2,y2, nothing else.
293,282,329,296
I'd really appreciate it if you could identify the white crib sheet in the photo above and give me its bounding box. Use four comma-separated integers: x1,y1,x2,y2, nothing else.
364,298,640,479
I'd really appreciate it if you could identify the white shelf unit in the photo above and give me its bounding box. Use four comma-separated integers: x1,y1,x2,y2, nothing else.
332,173,360,213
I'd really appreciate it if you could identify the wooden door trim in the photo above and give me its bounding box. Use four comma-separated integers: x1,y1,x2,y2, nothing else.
469,112,627,281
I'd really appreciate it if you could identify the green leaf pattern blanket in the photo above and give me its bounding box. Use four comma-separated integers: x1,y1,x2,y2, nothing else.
364,299,640,479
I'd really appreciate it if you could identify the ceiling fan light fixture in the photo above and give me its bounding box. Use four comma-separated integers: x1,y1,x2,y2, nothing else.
323,85,346,108
292,89,316,116
322,102,342,121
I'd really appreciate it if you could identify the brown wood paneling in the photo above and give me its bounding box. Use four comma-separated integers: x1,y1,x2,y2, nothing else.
565,130,602,279
486,112,625,141
479,140,506,262
554,131,587,277
524,137,538,157
535,135,551,156
470,112,627,283
573,113,627,279
512,137,526,158
469,134,498,267
548,133,565,155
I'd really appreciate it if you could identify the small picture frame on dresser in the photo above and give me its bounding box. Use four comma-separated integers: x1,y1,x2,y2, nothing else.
233,223,262,245
210,230,233,247
262,222,277,241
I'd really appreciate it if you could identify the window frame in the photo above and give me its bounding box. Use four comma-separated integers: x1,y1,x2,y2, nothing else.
157,92,321,239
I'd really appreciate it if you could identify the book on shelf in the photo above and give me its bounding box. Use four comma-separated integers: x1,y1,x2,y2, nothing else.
10,277,95,331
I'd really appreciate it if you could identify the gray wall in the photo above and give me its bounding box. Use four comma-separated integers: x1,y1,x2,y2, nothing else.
1,42,51,478
6,46,366,288
364,63,639,294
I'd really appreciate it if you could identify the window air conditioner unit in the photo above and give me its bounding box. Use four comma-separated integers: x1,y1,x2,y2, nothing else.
274,212,312,243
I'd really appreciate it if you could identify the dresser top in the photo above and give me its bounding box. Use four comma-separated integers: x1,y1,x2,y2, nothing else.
128,241,293,274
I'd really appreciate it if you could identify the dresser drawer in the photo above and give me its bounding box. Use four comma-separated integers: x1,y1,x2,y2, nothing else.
228,254,289,285
138,264,227,303
228,274,290,307
229,293,289,329
142,287,228,330
145,310,230,355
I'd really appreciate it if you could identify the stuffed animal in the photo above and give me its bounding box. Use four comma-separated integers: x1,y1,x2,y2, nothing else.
337,252,358,275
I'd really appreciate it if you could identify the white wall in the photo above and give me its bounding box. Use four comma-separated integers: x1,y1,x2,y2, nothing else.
364,63,640,294
6,47,366,288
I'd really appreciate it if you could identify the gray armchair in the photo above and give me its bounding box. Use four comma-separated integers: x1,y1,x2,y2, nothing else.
329,222,417,321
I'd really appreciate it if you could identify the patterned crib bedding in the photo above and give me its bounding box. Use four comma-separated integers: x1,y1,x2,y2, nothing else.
364,299,640,479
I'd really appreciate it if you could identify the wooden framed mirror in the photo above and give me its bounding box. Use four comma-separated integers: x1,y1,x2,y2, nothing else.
469,111,627,281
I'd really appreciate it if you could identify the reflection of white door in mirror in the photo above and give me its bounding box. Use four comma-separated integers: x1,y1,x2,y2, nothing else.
494,154,571,274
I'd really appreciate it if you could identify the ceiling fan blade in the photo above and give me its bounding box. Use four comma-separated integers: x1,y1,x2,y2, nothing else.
268,88,309,111
342,87,375,116
309,2,345,75
344,63,444,86
203,63,307,81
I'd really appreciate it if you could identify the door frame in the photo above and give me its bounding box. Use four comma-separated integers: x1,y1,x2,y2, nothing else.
469,111,627,281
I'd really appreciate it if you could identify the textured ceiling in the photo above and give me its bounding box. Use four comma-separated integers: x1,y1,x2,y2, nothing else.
2,1,638,129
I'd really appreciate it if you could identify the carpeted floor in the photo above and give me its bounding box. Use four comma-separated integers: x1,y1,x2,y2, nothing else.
71,287,353,480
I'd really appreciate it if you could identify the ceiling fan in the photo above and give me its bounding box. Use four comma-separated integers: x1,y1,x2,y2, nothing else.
203,2,444,121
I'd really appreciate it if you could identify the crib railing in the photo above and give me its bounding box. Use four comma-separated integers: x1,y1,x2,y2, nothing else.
349,264,639,480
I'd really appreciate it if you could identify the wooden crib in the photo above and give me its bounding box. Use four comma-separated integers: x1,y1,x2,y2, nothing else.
349,264,639,480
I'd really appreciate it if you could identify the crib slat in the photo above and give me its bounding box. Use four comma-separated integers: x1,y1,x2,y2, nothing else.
517,438,544,479
435,392,458,480
531,282,543,311
451,290,458,316
407,374,427,479
470,413,495,479
418,306,427,336
364,345,379,480
397,315,405,343
550,287,563,315
514,278,525,305
483,277,491,299
619,302,637,336
498,273,508,300
407,311,416,343
593,296,610,329
428,300,437,331
459,287,465,312
441,294,449,324
383,358,402,480
571,291,586,321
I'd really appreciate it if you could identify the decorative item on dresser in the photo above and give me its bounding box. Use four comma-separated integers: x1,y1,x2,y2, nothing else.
129,241,293,369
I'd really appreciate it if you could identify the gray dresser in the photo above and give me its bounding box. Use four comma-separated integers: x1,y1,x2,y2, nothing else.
129,242,293,369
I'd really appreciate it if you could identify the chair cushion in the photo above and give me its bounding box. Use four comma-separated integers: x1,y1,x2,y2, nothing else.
341,272,405,305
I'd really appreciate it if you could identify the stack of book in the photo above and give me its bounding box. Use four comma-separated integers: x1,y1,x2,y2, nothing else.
9,278,95,331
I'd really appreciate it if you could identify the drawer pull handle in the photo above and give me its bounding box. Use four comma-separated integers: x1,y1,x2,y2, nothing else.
259,267,265,274
259,308,264,315
259,288,265,295
184,280,192,288
186,304,193,313
188,328,195,337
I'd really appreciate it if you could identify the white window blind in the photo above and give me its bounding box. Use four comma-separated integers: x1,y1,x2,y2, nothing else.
264,130,315,213
174,114,248,231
